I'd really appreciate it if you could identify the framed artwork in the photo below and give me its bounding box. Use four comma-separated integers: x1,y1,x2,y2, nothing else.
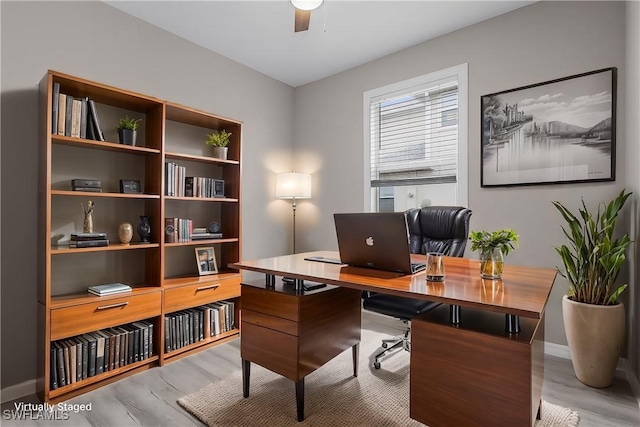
119,179,142,194
481,68,616,187
195,247,218,275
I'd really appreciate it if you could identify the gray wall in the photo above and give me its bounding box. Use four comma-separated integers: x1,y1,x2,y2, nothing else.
625,0,640,379
293,0,632,352
0,1,295,388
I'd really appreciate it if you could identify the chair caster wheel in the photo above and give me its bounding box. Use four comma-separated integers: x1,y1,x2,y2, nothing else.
374,361,381,369
381,343,387,348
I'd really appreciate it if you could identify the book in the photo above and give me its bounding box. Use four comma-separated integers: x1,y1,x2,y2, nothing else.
190,233,223,240
57,93,67,136
86,110,97,140
62,341,71,385
88,283,131,296
71,232,107,239
82,334,97,377
80,98,88,139
88,100,105,141
53,342,66,387
70,239,109,248
76,335,89,380
71,99,82,138
50,345,58,390
52,82,60,135
64,95,73,137
71,187,103,192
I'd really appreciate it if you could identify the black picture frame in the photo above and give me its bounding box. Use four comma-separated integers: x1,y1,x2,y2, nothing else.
213,179,225,198
481,67,616,188
120,179,142,194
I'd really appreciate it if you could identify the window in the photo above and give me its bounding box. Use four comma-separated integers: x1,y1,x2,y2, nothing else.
364,64,468,212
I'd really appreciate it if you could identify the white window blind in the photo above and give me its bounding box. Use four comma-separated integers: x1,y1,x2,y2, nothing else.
369,77,458,188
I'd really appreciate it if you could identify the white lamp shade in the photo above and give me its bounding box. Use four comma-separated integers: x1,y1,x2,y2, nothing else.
276,173,312,199
291,0,323,11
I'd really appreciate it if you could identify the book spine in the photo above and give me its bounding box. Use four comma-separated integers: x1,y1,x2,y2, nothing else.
63,343,71,385
57,93,67,136
87,337,97,377
71,99,82,138
88,100,105,141
50,346,58,390
64,95,73,137
75,338,82,382
55,343,66,387
69,239,109,248
185,177,194,197
80,98,88,139
52,82,60,135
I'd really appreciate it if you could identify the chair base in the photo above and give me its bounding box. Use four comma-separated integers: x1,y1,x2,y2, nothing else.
373,326,410,369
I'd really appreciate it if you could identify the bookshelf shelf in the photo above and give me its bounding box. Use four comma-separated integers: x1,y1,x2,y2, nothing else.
39,70,242,403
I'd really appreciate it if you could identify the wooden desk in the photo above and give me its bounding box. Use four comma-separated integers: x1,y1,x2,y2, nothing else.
232,251,556,426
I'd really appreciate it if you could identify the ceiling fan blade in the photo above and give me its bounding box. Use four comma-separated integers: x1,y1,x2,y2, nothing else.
294,8,311,32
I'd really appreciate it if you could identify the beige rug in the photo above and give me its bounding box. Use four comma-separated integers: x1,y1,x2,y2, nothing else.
179,330,579,427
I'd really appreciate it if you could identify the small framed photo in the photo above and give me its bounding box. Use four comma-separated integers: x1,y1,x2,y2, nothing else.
120,179,142,194
213,179,225,198
195,247,218,275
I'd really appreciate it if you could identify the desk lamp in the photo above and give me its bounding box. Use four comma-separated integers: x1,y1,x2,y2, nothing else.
276,172,311,253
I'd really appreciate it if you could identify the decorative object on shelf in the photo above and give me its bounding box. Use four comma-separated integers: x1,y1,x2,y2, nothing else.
276,172,312,253
425,252,445,281
469,229,518,279
208,222,221,234
71,179,102,192
205,130,231,160
213,179,225,197
553,189,631,388
116,115,141,146
118,222,133,244
119,179,142,194
481,67,616,187
137,215,151,243
81,201,95,233
195,247,218,275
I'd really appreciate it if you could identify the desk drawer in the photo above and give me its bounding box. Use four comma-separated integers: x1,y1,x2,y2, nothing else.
51,291,161,340
242,309,298,336
164,277,240,313
241,285,299,321
241,321,298,380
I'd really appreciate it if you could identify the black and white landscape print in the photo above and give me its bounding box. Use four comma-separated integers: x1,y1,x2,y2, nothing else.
481,68,616,187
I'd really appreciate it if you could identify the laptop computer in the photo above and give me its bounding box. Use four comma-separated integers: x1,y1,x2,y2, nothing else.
333,212,426,275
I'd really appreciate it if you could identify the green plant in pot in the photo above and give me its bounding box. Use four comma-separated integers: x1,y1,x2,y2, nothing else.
205,130,232,160
469,229,518,279
116,115,141,146
553,189,632,388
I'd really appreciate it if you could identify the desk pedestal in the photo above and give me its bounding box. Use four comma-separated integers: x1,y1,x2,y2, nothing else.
410,305,544,427
240,282,361,421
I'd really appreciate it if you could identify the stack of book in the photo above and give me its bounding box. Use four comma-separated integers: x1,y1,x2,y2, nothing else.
88,282,132,296
71,179,102,192
191,227,222,240
70,232,109,248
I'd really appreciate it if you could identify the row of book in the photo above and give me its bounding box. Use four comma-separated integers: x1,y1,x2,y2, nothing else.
165,219,223,243
50,320,154,390
51,83,105,141
164,301,235,353
164,162,225,198
70,232,109,248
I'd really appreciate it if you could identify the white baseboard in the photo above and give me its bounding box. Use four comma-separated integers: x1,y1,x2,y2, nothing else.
1,379,37,404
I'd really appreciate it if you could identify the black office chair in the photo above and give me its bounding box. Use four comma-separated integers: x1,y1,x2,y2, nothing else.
363,206,472,369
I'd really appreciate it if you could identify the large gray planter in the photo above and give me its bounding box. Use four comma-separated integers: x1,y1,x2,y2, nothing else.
211,146,228,160
562,295,625,387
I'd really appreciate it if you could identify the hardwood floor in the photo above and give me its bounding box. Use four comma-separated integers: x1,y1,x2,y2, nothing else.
3,311,638,426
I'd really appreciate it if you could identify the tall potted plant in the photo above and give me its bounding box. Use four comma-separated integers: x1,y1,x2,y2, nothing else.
553,189,632,387
469,229,518,279
205,130,232,160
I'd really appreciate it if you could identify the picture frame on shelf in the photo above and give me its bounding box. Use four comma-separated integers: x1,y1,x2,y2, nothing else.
480,67,616,187
195,246,218,275
120,179,142,194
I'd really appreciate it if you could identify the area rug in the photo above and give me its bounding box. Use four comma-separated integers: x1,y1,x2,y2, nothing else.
179,330,579,427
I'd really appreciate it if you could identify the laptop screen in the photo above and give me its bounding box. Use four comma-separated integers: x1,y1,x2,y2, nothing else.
334,212,423,275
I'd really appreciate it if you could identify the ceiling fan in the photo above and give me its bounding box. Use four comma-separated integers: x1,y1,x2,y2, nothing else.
292,0,324,32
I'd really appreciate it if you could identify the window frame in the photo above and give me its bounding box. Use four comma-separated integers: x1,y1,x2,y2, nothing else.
362,63,468,212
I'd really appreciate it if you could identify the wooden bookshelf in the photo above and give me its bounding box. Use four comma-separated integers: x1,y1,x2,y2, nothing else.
38,70,242,402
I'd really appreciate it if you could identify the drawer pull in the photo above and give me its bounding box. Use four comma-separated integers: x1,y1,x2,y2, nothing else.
96,302,129,310
196,284,220,291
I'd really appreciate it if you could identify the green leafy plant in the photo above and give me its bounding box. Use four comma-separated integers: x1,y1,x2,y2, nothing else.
205,130,232,147
469,229,519,256
116,115,141,131
553,189,632,305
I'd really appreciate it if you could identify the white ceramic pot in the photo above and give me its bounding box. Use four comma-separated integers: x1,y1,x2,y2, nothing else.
562,294,625,387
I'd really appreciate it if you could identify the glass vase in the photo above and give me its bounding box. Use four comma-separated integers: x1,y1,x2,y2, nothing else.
479,247,504,279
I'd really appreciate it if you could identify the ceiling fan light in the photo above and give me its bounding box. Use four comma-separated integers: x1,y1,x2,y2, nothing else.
291,0,323,11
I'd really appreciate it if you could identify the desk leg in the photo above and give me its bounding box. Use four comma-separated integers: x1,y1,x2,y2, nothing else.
295,378,305,422
242,358,250,398
449,305,461,325
352,343,359,377
506,314,521,334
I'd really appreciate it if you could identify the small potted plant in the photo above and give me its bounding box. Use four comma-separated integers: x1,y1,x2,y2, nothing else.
205,130,232,160
116,115,142,146
469,229,519,279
